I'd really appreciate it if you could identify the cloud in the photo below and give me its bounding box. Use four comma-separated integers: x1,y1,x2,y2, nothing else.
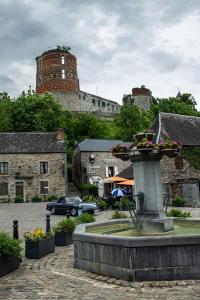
0,0,200,108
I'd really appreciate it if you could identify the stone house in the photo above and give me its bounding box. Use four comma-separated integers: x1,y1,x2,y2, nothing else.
0,129,67,202
150,112,200,205
72,139,130,197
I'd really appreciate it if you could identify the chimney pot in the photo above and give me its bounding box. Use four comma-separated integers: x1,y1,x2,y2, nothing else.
56,128,65,141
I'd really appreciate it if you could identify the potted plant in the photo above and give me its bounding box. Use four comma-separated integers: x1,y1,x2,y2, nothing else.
136,138,155,153
24,228,55,259
158,140,180,157
111,144,130,161
53,218,76,246
0,232,22,277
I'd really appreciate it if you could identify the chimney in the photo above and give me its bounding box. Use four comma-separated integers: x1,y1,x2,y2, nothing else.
56,128,65,142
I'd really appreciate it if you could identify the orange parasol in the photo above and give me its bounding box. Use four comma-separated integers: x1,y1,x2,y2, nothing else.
104,176,127,183
117,179,134,186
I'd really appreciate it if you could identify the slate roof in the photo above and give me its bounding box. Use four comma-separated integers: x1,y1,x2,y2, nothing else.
78,139,128,152
149,112,200,146
0,132,66,154
117,164,134,179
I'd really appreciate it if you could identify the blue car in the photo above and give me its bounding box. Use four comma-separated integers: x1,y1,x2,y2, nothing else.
46,196,98,216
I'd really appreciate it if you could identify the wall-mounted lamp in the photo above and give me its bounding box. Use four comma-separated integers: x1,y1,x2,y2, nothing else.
89,154,95,164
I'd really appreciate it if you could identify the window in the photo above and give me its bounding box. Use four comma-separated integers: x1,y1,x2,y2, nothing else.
98,100,101,106
108,166,114,177
62,69,65,79
40,162,48,174
40,181,48,194
61,55,65,64
0,162,8,175
92,99,96,104
0,182,8,196
102,101,105,107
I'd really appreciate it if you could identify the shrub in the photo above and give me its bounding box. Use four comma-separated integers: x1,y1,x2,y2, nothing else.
166,208,191,218
172,195,185,207
114,197,132,210
111,211,128,219
53,218,76,233
76,213,95,224
82,195,97,202
0,232,22,258
80,184,98,197
32,195,42,202
97,199,108,211
14,196,24,203
47,194,57,202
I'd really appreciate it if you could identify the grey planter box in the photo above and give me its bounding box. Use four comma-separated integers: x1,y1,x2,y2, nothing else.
55,231,73,246
0,254,21,277
25,236,55,259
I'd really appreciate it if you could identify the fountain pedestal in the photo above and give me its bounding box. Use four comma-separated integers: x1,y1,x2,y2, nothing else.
132,151,174,233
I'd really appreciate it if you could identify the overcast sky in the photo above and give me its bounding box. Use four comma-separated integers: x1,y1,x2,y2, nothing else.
1,0,200,107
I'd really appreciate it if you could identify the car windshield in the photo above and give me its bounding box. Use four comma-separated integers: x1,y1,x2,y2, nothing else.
65,197,82,204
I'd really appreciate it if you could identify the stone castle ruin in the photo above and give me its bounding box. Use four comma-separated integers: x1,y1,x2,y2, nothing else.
36,46,120,117
36,46,152,116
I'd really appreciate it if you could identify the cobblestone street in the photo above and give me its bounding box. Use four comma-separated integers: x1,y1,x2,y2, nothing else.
1,203,200,299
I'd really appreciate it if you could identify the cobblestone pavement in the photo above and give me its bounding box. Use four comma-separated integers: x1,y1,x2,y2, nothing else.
1,204,200,299
1,245,200,300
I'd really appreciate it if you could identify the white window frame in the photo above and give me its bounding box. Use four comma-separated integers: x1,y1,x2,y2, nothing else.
62,69,65,79
61,55,65,64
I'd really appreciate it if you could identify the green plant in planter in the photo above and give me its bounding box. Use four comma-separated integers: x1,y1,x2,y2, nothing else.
0,232,22,258
53,218,76,234
24,228,53,240
32,195,42,202
47,194,57,202
172,195,185,207
166,208,191,218
14,196,24,203
76,213,95,224
53,218,76,246
97,199,108,211
111,211,128,219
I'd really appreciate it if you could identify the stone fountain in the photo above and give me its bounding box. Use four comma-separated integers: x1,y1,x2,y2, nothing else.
73,133,200,281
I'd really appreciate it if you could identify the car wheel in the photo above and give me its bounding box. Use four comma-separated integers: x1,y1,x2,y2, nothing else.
51,207,56,215
70,208,78,217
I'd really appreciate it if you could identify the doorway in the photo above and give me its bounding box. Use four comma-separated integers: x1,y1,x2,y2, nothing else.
15,182,24,199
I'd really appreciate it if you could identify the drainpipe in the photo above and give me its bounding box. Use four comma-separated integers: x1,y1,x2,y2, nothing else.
64,153,68,195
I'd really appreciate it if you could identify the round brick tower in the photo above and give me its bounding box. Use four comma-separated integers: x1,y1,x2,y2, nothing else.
36,46,79,95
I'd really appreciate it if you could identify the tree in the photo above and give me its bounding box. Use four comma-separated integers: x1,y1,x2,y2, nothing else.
150,95,199,119
11,91,63,131
72,113,111,141
0,94,13,132
114,104,151,141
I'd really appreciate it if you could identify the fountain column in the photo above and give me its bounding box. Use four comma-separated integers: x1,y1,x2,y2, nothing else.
131,145,174,233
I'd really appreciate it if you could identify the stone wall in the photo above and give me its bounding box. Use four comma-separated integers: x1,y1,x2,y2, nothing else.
0,153,66,202
160,156,200,183
51,90,121,115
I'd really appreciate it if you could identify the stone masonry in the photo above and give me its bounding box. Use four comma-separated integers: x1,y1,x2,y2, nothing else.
0,130,67,202
0,153,66,202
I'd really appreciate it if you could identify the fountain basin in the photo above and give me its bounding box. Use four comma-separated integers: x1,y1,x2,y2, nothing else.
73,218,200,281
